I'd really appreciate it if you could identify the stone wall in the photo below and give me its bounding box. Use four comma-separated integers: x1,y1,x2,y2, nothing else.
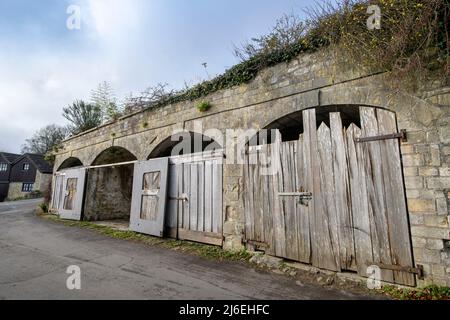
35,172,52,193
54,49,450,286
83,166,134,221
7,182,28,200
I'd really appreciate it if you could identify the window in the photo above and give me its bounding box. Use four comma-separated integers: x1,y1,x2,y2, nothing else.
0,163,7,172
23,163,30,171
22,183,33,192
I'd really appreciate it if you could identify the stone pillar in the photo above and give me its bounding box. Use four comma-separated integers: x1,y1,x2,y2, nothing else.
399,92,450,286
222,134,245,251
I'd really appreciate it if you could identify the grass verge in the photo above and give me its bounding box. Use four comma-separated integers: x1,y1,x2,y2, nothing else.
39,214,252,263
380,285,450,300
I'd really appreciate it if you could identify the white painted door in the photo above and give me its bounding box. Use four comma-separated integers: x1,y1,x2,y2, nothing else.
58,168,87,220
129,158,169,237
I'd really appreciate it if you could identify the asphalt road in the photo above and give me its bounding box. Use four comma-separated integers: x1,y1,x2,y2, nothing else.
0,199,375,300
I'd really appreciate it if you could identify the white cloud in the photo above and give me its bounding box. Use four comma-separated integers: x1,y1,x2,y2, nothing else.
84,0,143,39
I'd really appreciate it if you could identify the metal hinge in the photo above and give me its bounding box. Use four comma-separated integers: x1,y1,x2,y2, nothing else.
370,263,424,280
355,129,407,143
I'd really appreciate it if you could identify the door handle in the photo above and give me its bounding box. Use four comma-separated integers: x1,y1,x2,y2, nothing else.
170,193,189,202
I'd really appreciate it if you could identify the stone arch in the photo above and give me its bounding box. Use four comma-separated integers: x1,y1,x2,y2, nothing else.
84,146,137,222
57,157,84,171
91,146,137,165
248,104,396,145
148,131,223,159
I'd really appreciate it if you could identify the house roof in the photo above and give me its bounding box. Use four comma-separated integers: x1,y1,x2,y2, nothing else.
0,152,21,164
13,153,53,174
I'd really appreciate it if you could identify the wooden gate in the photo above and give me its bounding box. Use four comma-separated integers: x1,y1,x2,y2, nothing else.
130,158,170,237
58,168,87,221
244,107,416,286
50,173,64,213
166,150,223,246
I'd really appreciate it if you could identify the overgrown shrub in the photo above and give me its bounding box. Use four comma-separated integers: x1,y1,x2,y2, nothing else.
308,0,449,91
39,202,49,214
196,101,212,112
126,0,448,114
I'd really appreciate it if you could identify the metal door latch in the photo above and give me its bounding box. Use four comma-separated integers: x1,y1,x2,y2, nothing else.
170,193,189,202
278,189,312,206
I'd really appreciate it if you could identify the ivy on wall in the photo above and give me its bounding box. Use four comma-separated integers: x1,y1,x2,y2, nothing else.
135,0,449,113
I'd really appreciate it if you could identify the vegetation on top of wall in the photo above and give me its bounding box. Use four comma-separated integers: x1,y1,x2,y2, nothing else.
313,0,449,91
120,0,447,114
59,0,447,141
196,101,212,112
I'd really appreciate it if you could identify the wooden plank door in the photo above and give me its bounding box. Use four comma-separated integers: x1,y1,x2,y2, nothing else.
358,107,415,286
166,151,223,246
130,158,169,237
243,107,415,286
58,168,86,221
303,109,341,271
50,173,64,213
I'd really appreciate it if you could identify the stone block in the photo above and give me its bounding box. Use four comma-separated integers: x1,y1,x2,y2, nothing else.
402,154,424,167
223,235,244,251
424,215,448,228
223,221,237,235
400,144,414,154
418,167,439,177
439,167,450,176
407,199,435,213
403,167,418,177
405,176,423,189
426,239,445,250
409,214,424,226
423,249,442,264
407,131,426,144
436,198,448,216
427,177,450,189
411,226,450,240
412,236,426,248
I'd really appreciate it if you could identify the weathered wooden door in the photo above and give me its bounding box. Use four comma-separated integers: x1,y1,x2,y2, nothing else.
50,173,64,213
130,158,169,237
166,150,223,246
58,168,86,220
244,107,416,286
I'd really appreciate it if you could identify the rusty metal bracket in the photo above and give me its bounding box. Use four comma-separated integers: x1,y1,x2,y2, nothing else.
370,263,424,280
169,193,189,202
278,190,312,206
355,129,407,143
244,239,269,249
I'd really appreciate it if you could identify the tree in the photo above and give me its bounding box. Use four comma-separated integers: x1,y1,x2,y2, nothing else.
21,124,68,155
63,100,103,135
121,83,175,115
233,13,309,61
91,81,120,122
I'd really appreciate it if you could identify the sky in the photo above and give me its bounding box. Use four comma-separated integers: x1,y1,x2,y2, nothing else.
0,0,317,153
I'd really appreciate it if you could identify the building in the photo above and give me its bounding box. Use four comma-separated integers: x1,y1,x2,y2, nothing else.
0,153,53,201
0,152,21,202
52,50,450,286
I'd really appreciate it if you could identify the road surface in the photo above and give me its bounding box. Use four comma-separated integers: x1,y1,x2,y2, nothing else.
0,199,376,300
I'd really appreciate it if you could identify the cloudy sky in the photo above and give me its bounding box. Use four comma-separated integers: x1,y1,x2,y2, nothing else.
0,0,315,153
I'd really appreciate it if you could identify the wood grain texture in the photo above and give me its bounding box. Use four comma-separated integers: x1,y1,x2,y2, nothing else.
296,134,311,263
330,112,356,271
346,123,374,276
360,107,394,283
241,108,415,285
377,109,415,286
317,122,340,271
